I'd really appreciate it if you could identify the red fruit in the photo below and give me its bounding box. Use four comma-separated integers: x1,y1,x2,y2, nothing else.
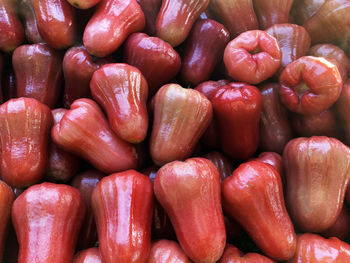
222,161,296,261
73,248,101,263
83,0,145,57
12,43,63,108
91,63,149,143
156,0,210,47
283,136,350,232
31,0,76,49
289,233,350,262
136,0,162,36
148,240,191,263
0,98,52,188
46,108,81,183
209,0,258,38
224,30,282,84
211,83,262,160
150,84,212,165
92,170,153,263
2,68,17,101
18,0,43,44
322,205,350,240
67,0,101,9
63,46,99,108
291,0,326,25
337,80,350,145
254,151,283,175
71,170,104,250
12,183,85,263
51,98,138,174
124,33,181,96
0,0,24,52
154,158,226,263
203,151,234,181
292,109,341,138
0,54,2,103
0,181,15,261
181,19,230,85
259,83,293,154
219,244,275,263
279,56,342,115
266,23,311,70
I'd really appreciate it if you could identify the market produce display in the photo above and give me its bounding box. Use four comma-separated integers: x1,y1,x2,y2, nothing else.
2,0,350,262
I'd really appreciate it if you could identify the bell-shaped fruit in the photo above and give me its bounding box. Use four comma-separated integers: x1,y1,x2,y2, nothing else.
12,43,63,108
266,23,311,70
283,136,350,232
91,63,149,143
322,205,350,240
337,80,350,145
181,19,230,85
124,33,181,96
259,83,293,154
224,30,282,84
211,83,262,160
209,0,258,38
148,240,191,263
219,244,275,263
63,46,99,108
12,182,85,263
0,97,52,188
83,0,145,57
92,170,153,263
71,169,103,250
222,161,296,261
31,0,76,49
136,0,162,36
156,0,210,47
203,151,234,181
150,84,212,165
291,0,326,25
0,0,24,52
73,248,101,263
19,0,43,43
279,56,342,115
51,98,138,174
154,158,226,263
67,0,101,9
289,233,350,262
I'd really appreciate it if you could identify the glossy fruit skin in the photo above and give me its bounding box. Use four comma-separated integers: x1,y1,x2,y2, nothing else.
0,181,15,261
71,170,104,250
219,244,275,263
254,152,283,175
209,0,258,38
222,161,296,261
259,83,293,154
124,33,181,97
291,0,326,25
13,43,63,108
92,170,153,263
337,80,350,145
90,63,149,144
150,84,212,166
224,30,282,84
266,23,311,70
0,0,24,52
83,0,145,57
51,98,138,174
289,233,350,263
253,0,293,29
211,83,262,160
0,98,52,188
156,0,210,47
67,0,101,9
31,0,76,49
303,0,350,44
154,158,226,263
73,248,102,263
12,182,85,263
279,56,343,115
136,0,162,36
0,53,2,103
2,68,17,101
322,205,350,240
63,46,99,108
147,240,191,263
291,109,341,138
181,19,229,85
46,108,81,183
283,136,350,232
18,0,43,43
203,151,234,181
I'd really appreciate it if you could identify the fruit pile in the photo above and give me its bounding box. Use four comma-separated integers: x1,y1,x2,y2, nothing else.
1,0,350,262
